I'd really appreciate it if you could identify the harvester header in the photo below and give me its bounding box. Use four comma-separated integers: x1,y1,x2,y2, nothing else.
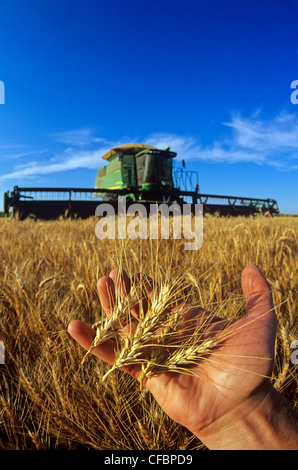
3,143,279,219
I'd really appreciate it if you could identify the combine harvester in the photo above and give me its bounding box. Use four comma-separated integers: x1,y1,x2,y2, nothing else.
3,144,279,219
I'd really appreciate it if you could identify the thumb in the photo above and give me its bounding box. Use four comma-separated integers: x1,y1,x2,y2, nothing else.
241,264,277,331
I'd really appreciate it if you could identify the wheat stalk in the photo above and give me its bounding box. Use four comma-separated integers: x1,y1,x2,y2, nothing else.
1,215,297,450
82,288,138,363
88,275,224,390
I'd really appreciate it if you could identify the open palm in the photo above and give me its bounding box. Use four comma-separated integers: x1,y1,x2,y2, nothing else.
68,264,277,439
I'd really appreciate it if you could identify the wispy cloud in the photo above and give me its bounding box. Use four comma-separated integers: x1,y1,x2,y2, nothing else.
51,128,109,147
3,149,50,160
0,148,111,182
146,111,298,169
1,111,297,183
0,129,116,182
0,143,23,150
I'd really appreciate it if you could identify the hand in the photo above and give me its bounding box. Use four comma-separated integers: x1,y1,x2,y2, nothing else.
68,264,297,449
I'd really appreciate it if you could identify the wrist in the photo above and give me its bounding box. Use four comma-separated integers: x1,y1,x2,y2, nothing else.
195,382,298,450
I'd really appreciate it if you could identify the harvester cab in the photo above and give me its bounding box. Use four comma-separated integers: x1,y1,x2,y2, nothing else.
95,144,178,203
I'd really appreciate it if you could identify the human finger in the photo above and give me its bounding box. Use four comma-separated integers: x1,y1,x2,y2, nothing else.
130,272,155,317
109,268,131,297
241,264,276,323
68,319,144,381
97,275,116,316
68,320,116,365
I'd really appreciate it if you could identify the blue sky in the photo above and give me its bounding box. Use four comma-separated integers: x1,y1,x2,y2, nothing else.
0,0,298,213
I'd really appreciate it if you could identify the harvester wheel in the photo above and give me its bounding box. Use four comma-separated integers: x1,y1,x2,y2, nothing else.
3,191,10,214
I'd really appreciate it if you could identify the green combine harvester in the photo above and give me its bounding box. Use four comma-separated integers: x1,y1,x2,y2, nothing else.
3,143,279,219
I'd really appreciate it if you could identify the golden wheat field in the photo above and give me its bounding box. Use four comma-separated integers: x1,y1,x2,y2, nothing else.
0,214,297,450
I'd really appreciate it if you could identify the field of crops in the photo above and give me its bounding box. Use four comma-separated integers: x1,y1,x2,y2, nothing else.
0,214,297,450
